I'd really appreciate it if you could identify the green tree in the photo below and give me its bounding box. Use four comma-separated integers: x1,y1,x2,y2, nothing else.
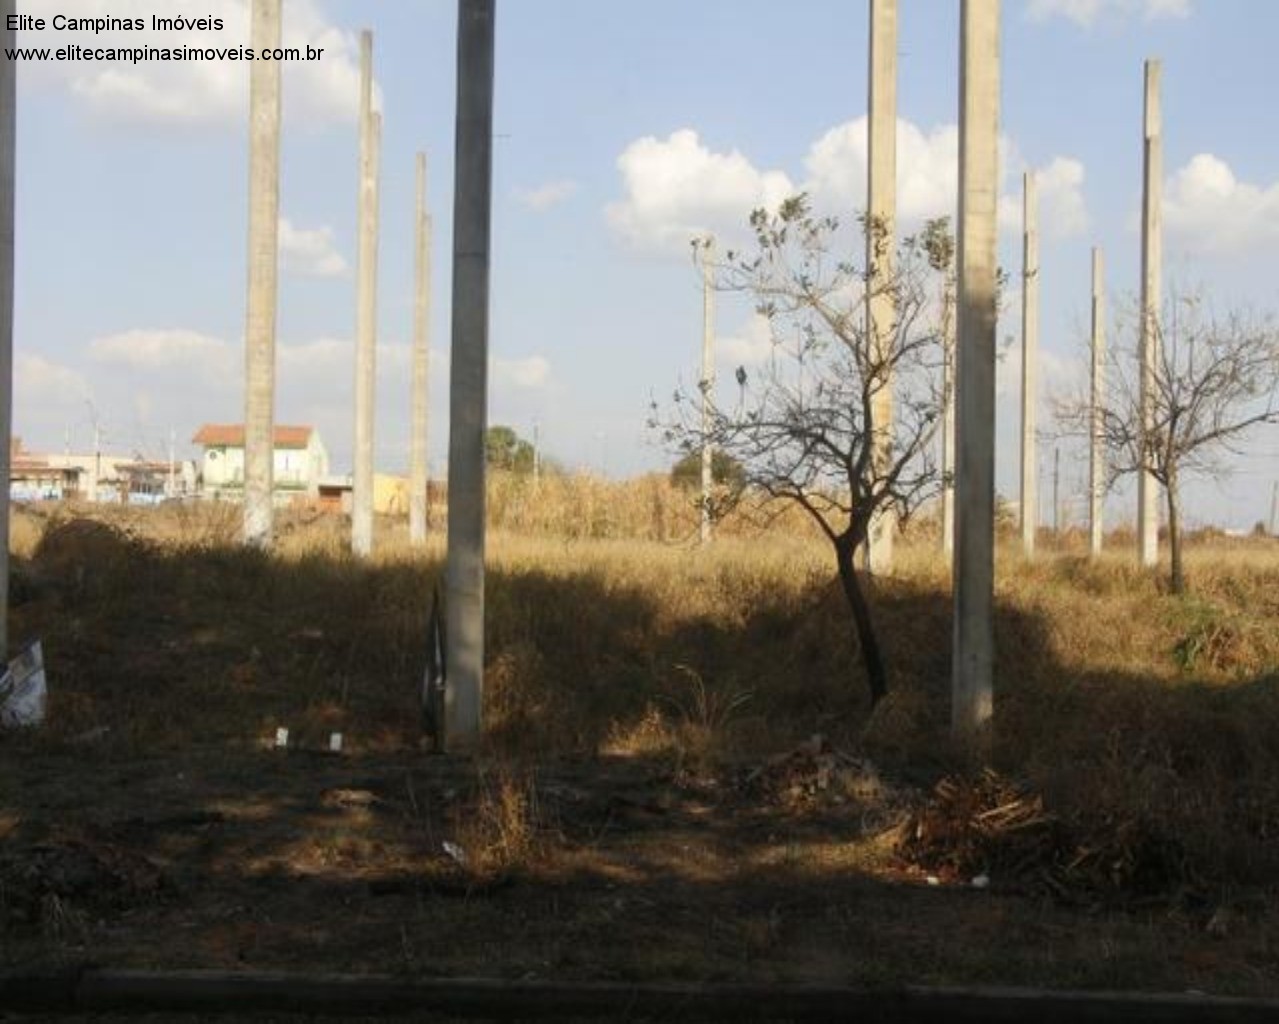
485,425,536,474
670,450,745,492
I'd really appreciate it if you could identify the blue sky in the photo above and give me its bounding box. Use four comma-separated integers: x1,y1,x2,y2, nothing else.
12,0,1279,529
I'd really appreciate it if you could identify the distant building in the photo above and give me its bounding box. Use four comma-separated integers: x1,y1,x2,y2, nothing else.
9,438,83,501
192,424,329,502
315,473,410,516
8,437,197,504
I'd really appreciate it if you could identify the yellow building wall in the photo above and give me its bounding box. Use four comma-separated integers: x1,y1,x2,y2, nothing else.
373,474,409,516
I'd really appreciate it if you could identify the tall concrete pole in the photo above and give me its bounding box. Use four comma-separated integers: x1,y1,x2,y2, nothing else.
1089,247,1105,558
1138,59,1162,567
409,151,433,547
941,275,956,558
243,0,282,549
1269,480,1278,537
0,0,15,658
1019,171,1038,557
866,0,897,575
352,31,379,558
699,236,715,546
951,0,1000,740
446,0,496,748
88,424,100,503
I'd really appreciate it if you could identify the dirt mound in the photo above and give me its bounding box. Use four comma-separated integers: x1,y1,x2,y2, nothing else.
31,518,142,585
0,838,167,936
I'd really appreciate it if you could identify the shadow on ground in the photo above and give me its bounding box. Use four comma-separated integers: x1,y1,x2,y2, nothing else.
2,517,1278,994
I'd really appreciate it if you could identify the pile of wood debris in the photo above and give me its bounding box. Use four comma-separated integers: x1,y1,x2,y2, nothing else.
895,770,1199,905
739,734,897,814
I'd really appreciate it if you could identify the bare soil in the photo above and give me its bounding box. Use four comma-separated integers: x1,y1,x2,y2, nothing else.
2,741,1276,1001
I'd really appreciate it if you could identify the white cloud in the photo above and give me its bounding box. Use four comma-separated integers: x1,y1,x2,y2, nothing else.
1164,153,1279,254
279,217,347,277
1144,0,1191,18
997,338,1085,403
278,335,349,374
18,0,373,127
606,129,796,250
15,353,90,403
515,180,579,212
494,355,551,389
608,119,1088,253
806,121,1090,238
89,328,236,377
805,117,959,222
1035,157,1091,237
716,314,776,370
1026,0,1190,27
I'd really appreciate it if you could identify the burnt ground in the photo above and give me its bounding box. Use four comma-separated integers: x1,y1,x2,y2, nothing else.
2,741,1277,1007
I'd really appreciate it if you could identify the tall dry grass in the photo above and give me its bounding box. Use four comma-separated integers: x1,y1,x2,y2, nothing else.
7,492,1279,890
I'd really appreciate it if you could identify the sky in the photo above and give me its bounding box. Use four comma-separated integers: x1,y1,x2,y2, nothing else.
11,0,1279,529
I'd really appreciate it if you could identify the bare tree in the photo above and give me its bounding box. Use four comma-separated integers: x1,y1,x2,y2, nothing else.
654,196,948,705
1060,296,1279,593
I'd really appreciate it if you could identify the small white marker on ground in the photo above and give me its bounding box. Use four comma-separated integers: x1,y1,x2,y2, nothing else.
329,732,343,753
275,726,289,748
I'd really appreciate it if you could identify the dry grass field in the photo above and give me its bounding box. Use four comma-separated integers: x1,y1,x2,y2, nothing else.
3,479,1279,998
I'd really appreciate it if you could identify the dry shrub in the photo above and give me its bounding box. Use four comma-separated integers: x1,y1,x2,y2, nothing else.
485,470,820,543
9,506,46,559
447,766,547,879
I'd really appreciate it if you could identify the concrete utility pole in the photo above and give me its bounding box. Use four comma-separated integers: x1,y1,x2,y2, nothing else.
0,0,14,657
1089,247,1106,557
952,0,1000,740
445,0,496,748
352,30,380,558
531,421,541,487
866,0,897,575
409,151,433,548
1138,59,1162,568
1019,171,1038,557
698,236,715,546
243,0,282,549
88,424,100,503
168,428,176,498
941,275,956,558
1269,480,1278,537
1052,446,1061,538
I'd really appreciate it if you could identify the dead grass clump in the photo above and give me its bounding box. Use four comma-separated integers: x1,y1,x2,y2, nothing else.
655,663,755,762
9,505,46,558
445,767,549,883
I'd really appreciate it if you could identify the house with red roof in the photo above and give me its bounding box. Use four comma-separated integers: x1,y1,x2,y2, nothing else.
192,424,329,502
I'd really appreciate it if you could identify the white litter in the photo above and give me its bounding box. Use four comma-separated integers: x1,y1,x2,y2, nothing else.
275,726,289,748
971,874,991,890
329,732,344,753
442,840,469,869
0,641,47,728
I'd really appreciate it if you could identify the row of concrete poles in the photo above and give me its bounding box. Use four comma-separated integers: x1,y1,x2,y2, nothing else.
0,0,1167,748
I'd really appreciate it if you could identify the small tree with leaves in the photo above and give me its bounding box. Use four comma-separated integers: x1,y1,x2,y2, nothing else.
1059,296,1279,593
485,425,536,474
653,196,949,705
